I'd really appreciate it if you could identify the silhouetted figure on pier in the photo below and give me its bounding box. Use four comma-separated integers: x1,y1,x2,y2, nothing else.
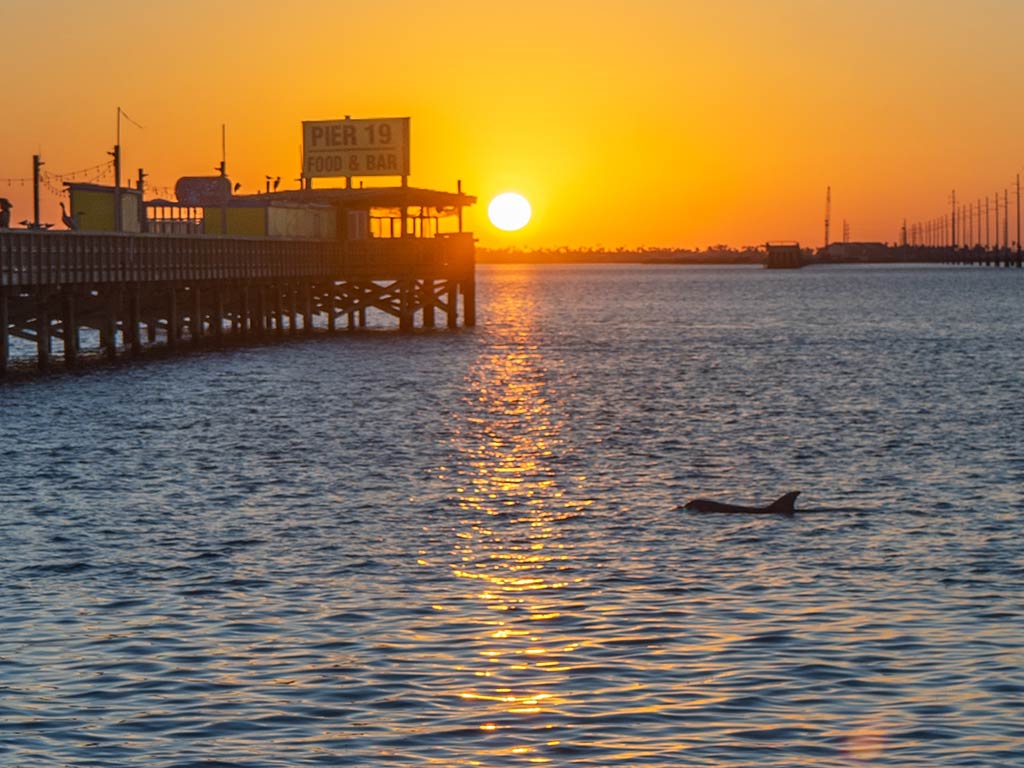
0,198,12,228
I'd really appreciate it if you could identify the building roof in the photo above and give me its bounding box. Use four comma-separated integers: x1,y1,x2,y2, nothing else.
258,185,476,210
66,182,141,196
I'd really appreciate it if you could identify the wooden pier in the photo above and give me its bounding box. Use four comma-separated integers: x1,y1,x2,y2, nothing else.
0,229,475,376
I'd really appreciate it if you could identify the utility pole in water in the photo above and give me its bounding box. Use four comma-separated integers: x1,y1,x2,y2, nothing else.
824,186,831,249
977,198,982,249
986,196,991,250
950,190,957,249
1017,174,1021,255
1004,188,1009,250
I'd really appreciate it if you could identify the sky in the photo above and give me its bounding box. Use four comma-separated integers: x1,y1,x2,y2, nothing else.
4,0,1024,249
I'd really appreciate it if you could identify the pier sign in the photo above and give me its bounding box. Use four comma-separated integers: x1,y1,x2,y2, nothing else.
302,117,410,179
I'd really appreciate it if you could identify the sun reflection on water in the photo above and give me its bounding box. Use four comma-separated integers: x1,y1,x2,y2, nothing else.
443,270,591,746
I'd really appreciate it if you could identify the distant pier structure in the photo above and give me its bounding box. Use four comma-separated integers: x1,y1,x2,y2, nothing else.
764,241,807,269
1,184,476,376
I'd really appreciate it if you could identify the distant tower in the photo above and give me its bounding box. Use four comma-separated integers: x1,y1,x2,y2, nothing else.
824,186,831,248
842,219,850,243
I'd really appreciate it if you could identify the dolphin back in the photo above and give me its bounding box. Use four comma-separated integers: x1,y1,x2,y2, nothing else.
766,491,800,514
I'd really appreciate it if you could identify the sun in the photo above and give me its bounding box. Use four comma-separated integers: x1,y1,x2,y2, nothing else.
488,192,532,232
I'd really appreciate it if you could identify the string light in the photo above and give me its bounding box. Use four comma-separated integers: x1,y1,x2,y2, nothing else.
4,158,178,202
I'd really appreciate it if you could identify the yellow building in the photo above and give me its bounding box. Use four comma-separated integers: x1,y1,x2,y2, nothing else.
202,201,336,239
67,183,143,232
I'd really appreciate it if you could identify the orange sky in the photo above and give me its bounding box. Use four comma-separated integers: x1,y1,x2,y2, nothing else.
4,0,1024,249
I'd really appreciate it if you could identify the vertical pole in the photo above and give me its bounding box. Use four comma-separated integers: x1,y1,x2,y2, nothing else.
824,186,831,248
289,283,299,334
0,290,8,376
303,281,313,335
399,280,413,332
128,285,141,356
112,144,122,232
137,168,147,232
33,155,44,229
986,197,990,250
327,285,337,333
62,289,78,367
191,284,202,345
275,282,284,336
213,287,224,344
37,292,50,372
978,198,982,251
422,279,435,328
1017,173,1022,262
950,190,956,250
167,286,178,349
1004,188,1010,258
994,194,999,257
447,279,459,329
102,290,117,360
239,283,250,338
255,284,266,336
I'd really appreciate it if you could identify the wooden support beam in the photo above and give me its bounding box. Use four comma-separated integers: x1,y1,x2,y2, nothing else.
447,280,459,329
422,279,436,328
303,281,314,335
103,290,118,360
213,288,224,344
37,294,51,372
326,286,337,333
239,284,250,338
289,283,299,335
62,290,78,367
255,284,266,337
127,286,141,356
191,285,203,346
273,283,283,336
0,290,8,376
399,280,414,332
167,286,178,349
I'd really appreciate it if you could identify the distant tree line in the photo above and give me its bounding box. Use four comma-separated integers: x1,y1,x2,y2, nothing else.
477,245,767,265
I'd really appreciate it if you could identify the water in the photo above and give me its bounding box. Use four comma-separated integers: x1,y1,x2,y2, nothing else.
2,263,1023,766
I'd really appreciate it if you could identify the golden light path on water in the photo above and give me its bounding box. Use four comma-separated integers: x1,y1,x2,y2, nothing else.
442,268,593,761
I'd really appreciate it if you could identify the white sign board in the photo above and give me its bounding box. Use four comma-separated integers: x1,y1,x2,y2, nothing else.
302,117,410,179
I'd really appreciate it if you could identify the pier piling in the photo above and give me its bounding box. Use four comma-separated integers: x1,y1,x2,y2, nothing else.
1,229,475,376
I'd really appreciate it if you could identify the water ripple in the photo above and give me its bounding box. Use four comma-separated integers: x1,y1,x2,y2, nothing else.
2,265,1023,765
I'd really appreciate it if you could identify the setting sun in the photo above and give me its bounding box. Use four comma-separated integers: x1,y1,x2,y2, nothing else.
488,193,532,232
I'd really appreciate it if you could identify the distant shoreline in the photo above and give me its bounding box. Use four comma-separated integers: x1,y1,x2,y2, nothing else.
476,246,953,266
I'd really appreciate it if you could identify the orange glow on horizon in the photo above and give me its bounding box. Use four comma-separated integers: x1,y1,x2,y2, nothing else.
5,2,1024,248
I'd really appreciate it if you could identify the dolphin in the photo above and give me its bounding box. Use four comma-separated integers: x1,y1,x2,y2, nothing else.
684,491,800,515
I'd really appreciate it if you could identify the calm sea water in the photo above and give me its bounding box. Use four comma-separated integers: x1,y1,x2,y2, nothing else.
2,263,1023,767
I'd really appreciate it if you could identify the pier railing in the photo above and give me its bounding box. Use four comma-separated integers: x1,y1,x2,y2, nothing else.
0,230,475,288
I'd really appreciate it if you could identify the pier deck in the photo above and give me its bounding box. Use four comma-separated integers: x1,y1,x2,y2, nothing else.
1,230,475,375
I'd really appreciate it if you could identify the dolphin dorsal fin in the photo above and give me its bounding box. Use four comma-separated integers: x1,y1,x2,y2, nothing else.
768,491,800,513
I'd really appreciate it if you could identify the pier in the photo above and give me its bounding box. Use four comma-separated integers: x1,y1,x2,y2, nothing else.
1,227,475,376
